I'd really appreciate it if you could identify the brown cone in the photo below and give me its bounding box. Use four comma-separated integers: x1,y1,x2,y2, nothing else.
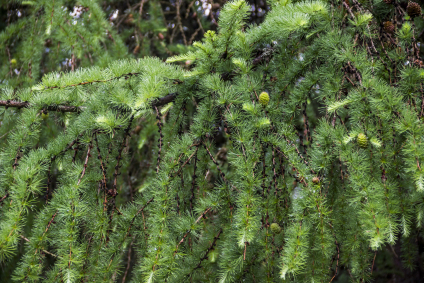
407,2,422,18
383,21,395,34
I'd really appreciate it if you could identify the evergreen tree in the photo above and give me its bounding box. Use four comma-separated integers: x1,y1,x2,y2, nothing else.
1,0,424,282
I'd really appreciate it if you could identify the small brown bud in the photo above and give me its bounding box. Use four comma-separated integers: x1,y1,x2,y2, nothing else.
158,33,164,40
312,177,320,184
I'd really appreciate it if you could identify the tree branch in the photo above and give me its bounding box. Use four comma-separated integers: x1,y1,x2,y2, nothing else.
150,93,177,108
20,235,61,258
0,100,83,113
0,93,178,113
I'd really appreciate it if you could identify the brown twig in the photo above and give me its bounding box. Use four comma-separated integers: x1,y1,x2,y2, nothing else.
155,107,163,173
203,142,228,182
173,146,198,178
188,228,222,277
77,142,93,186
190,150,199,211
20,235,61,258
94,133,108,193
121,235,136,283
123,197,154,243
0,193,9,204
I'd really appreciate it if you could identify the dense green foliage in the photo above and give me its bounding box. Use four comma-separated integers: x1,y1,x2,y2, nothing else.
0,0,232,88
1,0,424,282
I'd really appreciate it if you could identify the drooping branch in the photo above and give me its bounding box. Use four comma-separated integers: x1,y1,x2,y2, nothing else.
150,93,177,108
193,228,222,270
174,207,212,257
0,92,178,113
20,235,61,259
0,100,83,113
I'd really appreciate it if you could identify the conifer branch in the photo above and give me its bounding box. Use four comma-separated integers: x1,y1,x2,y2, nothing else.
173,146,198,178
112,115,135,196
174,207,212,257
274,147,308,186
203,142,227,182
121,235,136,283
261,143,268,196
0,100,83,112
13,147,22,169
190,149,198,211
0,93,178,113
192,228,222,271
77,142,93,186
3,0,424,281
150,93,178,108
123,197,154,242
42,72,143,90
155,107,163,173
94,133,108,193
20,235,61,259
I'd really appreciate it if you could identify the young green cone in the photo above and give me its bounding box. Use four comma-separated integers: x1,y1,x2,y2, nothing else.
270,223,282,234
357,133,368,148
259,91,270,107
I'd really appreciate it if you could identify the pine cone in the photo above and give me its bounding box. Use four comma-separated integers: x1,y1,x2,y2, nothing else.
383,21,395,34
407,2,422,18
270,223,282,234
312,177,320,184
357,133,368,148
259,91,270,107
